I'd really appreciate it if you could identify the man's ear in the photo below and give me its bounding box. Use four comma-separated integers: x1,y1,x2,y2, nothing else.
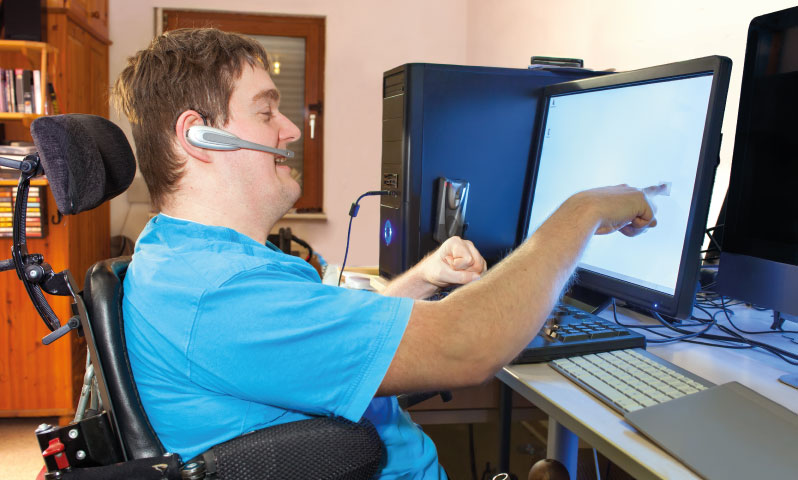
175,110,213,163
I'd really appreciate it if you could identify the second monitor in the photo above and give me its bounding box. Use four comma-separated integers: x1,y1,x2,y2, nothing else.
521,56,732,319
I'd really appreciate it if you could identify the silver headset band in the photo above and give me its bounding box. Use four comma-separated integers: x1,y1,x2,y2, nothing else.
186,126,295,159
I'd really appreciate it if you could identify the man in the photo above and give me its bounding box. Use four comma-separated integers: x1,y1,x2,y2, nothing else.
114,28,662,479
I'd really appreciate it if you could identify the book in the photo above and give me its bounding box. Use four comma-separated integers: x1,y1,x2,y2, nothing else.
32,70,42,114
21,70,33,114
14,69,24,113
6,70,15,113
46,82,59,115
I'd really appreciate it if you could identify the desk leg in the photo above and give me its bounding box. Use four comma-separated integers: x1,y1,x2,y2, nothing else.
499,383,512,473
547,418,578,480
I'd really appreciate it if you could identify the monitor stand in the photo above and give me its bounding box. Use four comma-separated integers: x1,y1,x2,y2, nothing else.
563,283,611,315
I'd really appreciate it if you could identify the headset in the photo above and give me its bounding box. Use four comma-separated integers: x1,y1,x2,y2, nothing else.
186,125,295,160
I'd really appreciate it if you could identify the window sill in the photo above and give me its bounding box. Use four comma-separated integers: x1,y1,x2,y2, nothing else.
281,212,327,221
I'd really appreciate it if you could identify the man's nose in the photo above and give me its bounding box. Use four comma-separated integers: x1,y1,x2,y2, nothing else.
279,115,302,144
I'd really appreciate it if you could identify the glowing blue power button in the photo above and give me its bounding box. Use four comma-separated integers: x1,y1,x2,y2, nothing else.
383,219,393,246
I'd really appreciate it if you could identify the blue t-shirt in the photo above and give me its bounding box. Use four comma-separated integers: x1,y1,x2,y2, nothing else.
123,214,446,479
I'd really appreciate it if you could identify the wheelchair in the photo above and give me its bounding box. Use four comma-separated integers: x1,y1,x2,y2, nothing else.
1,114,385,479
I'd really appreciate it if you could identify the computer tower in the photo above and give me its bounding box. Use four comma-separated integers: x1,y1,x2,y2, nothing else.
379,63,603,278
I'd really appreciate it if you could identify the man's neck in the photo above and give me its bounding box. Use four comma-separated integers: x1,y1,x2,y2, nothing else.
161,197,282,245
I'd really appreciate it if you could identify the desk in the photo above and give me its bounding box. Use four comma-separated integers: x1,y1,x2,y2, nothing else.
497,305,798,479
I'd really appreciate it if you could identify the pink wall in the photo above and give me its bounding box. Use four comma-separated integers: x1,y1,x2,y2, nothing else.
109,0,468,266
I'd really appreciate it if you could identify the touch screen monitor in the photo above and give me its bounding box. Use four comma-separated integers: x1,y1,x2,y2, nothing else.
521,56,731,319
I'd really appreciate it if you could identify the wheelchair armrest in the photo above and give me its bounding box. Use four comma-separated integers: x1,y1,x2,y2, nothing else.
396,391,453,410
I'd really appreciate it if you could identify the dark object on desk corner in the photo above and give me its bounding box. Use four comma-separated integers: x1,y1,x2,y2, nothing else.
528,458,569,480
530,56,584,68
0,0,42,41
433,177,469,243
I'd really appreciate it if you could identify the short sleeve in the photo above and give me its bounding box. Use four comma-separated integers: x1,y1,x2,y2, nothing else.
185,264,413,422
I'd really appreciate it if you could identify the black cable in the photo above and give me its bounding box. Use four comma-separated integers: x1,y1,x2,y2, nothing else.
468,423,477,480
640,299,798,363
610,298,775,350
337,190,393,287
718,297,798,335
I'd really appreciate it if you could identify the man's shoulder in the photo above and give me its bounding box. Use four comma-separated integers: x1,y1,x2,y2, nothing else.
130,219,318,289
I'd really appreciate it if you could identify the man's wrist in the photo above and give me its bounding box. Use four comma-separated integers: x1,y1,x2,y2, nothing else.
562,193,602,234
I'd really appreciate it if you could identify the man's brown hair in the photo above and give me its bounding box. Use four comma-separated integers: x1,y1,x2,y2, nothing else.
113,28,269,210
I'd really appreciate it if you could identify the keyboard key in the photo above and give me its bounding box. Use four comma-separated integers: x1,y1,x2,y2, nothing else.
589,329,620,339
557,332,591,342
616,399,645,412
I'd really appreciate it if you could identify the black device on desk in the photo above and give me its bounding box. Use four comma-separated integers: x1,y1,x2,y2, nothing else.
716,7,798,323
512,55,731,364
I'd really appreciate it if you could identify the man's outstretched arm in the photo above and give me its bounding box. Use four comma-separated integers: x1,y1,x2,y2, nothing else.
378,184,664,395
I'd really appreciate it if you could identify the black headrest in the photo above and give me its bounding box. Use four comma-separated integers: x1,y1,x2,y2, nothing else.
30,114,136,215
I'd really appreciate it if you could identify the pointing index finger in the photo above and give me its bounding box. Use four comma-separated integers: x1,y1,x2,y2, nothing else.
643,182,671,197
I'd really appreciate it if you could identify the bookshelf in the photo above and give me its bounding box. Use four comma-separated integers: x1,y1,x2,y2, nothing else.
0,5,110,422
0,40,57,126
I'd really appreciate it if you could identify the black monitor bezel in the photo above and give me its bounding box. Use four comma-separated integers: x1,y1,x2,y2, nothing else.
716,6,798,316
519,56,731,319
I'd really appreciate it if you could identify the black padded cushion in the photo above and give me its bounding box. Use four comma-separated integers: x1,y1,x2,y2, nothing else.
30,114,135,215
83,257,165,460
211,417,385,480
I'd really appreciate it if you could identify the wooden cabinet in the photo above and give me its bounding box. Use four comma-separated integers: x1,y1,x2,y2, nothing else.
46,0,108,41
0,2,110,420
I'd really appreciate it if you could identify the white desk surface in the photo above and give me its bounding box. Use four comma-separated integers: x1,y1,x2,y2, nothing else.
497,304,798,480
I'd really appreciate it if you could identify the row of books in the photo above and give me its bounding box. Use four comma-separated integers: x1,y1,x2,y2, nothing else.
0,185,47,238
0,69,53,115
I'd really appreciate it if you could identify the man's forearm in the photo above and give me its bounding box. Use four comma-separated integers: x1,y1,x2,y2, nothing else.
381,262,438,299
435,197,601,378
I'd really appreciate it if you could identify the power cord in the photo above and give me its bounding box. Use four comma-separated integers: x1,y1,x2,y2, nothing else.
338,190,394,287
609,296,798,364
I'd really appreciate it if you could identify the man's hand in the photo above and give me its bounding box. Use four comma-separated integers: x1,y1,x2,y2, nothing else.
570,184,668,237
420,236,488,288
381,236,487,299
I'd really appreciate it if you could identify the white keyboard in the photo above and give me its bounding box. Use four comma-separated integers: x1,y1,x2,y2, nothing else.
550,349,714,413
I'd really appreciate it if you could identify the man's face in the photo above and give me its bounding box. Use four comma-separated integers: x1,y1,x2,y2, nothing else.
223,64,302,213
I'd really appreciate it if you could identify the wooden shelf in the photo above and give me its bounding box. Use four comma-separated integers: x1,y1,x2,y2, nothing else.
0,177,48,186
0,112,45,125
0,40,57,58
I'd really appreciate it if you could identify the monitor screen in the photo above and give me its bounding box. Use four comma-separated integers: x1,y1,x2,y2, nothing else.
521,57,731,318
717,6,798,316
